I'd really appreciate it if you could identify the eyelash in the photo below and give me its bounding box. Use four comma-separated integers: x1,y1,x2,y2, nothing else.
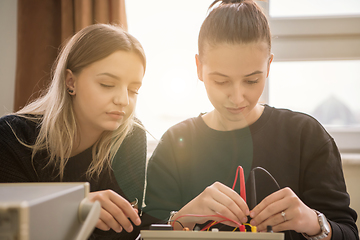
129,89,139,95
100,83,114,88
246,79,259,84
214,80,259,85
101,83,140,95
215,81,228,85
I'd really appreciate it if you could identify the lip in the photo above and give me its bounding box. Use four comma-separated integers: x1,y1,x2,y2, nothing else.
226,106,246,114
107,111,125,120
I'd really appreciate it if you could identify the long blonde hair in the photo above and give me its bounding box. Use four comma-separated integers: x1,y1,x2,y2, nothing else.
15,24,146,180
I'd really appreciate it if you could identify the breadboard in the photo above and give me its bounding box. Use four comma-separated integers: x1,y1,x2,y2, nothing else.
140,230,284,240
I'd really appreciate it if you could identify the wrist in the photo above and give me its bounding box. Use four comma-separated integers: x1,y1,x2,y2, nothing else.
305,210,322,236
302,210,331,240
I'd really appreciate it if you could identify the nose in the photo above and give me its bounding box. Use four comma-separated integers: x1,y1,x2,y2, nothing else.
228,84,244,106
113,87,129,106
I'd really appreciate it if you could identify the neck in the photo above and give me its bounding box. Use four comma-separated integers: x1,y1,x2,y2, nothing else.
71,126,103,157
213,111,249,131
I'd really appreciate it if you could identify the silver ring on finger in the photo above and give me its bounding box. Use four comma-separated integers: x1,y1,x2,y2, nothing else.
281,211,287,222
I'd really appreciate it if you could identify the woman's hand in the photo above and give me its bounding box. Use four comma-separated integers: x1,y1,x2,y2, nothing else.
172,181,249,230
88,190,141,233
249,187,326,237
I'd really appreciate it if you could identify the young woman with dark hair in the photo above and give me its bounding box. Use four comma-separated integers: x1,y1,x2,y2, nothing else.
143,1,359,239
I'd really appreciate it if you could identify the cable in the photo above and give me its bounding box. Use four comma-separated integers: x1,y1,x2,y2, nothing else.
249,167,294,240
232,166,246,202
168,219,185,229
199,166,247,231
249,166,280,209
171,167,283,234
171,214,243,230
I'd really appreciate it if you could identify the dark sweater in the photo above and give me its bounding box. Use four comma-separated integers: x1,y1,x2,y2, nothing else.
143,105,359,240
0,115,147,240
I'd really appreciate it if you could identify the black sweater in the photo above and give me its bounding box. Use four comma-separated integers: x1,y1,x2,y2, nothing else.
0,115,147,240
143,105,359,240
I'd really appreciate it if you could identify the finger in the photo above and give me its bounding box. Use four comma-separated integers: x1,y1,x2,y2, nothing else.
256,210,291,232
207,198,244,227
211,189,248,223
213,182,250,216
250,188,289,218
272,212,293,232
272,221,292,233
109,194,141,226
250,196,288,227
99,208,123,233
100,198,135,232
95,219,111,231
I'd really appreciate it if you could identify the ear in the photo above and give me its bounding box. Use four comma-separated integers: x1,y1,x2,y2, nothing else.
195,54,204,82
65,69,76,95
266,53,274,78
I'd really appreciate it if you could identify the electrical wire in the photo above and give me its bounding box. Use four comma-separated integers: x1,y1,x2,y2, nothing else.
249,166,294,240
249,166,280,209
170,214,243,230
168,219,185,229
195,166,247,232
171,166,290,236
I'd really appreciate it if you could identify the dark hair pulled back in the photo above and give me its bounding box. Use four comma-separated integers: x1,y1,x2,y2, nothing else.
209,0,247,8
198,0,271,57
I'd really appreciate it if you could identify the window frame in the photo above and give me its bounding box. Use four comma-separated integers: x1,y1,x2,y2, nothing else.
258,1,360,153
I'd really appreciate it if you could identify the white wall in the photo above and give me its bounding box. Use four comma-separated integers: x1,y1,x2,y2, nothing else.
0,0,17,117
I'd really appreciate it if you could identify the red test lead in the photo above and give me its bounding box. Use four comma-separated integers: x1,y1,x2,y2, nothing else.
232,166,246,202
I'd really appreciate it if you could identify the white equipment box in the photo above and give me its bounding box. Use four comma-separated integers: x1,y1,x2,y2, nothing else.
0,182,100,240
140,230,284,240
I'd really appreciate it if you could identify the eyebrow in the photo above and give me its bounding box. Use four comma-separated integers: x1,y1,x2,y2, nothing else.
97,73,142,85
208,70,263,78
97,73,120,80
244,70,263,77
208,72,229,78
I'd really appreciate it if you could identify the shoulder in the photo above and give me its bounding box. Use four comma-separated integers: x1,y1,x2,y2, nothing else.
0,114,40,144
265,105,332,142
0,114,39,128
267,105,317,122
267,105,326,129
126,117,147,142
0,114,28,127
161,116,200,139
117,117,147,156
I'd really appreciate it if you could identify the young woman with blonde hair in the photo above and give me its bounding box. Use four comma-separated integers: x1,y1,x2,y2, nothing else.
0,24,147,240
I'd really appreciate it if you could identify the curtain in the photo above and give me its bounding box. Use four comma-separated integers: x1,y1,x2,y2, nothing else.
14,0,127,111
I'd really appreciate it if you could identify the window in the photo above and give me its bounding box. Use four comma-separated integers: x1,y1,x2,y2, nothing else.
265,0,360,153
269,0,360,17
127,0,214,141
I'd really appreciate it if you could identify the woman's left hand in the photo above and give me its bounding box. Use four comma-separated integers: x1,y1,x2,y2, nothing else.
88,190,141,233
249,187,324,236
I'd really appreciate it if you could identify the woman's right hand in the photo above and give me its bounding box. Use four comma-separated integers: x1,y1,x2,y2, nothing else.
172,182,249,230
88,190,141,233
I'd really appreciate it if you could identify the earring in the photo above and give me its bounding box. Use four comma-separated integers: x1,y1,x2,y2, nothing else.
67,89,74,94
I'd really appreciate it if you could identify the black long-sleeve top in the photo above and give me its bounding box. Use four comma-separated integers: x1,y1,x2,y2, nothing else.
143,105,359,240
0,114,147,240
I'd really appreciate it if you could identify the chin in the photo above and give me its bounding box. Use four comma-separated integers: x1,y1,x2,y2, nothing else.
227,116,247,123
103,123,122,132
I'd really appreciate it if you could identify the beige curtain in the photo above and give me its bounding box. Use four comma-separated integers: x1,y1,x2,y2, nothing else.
14,0,127,111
